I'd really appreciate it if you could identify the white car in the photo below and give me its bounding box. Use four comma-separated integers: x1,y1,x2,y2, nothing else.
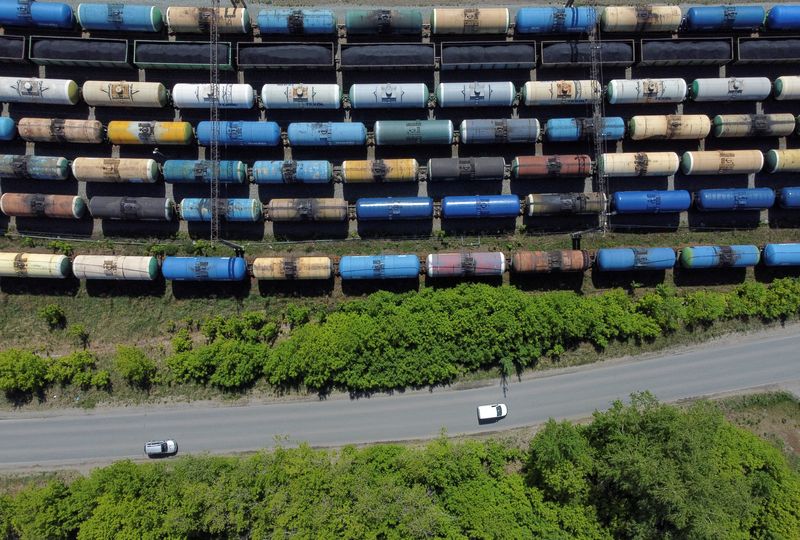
144,439,178,457
477,403,508,421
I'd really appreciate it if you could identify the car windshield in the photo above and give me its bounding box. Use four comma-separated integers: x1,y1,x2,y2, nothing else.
495,406,502,414
161,443,167,451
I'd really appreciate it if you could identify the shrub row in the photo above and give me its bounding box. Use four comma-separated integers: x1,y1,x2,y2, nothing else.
1,395,798,539
4,279,800,398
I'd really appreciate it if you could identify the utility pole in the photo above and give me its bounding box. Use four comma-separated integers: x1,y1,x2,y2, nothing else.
208,0,221,243
586,0,608,233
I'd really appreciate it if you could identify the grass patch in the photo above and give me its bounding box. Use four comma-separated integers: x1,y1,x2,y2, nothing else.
718,392,800,473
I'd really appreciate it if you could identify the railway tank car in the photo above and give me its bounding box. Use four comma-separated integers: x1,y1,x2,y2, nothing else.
0,0,73,29
545,117,625,142
0,155,69,181
765,149,800,173
694,188,775,211
162,160,247,184
427,157,505,182
252,161,332,184
261,83,341,109
681,150,764,175
763,243,800,266
165,6,249,34
684,6,765,31
521,80,600,106
435,82,515,107
0,118,16,141
689,77,771,102
628,115,710,140
525,193,606,215
71,158,160,183
0,193,85,219
342,159,419,183
430,8,510,34
766,5,800,30
0,253,70,279
179,198,262,222
345,9,423,35
426,252,506,278
712,114,795,138
17,118,103,144
267,198,348,222
348,83,429,109
258,9,336,34
440,195,520,219
515,7,596,34
779,187,800,208
81,81,168,108
72,255,159,280
107,121,193,145
374,120,453,145
595,247,676,271
339,255,420,280
606,78,687,104
773,76,800,100
76,4,163,32
512,155,592,178
511,250,591,273
355,197,433,221
287,122,367,146
161,256,247,282
171,83,254,109
600,6,682,32
612,190,692,213
600,152,680,177
459,119,539,144
88,197,174,221
196,121,281,147
0,77,79,105
252,257,333,280
679,245,760,269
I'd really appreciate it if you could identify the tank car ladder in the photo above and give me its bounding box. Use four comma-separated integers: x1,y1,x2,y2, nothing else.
208,0,221,244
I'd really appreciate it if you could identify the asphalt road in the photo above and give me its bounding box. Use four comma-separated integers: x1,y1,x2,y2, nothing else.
1,328,799,471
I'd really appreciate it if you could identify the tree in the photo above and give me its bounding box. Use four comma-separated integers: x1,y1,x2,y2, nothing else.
114,346,156,389
0,349,48,395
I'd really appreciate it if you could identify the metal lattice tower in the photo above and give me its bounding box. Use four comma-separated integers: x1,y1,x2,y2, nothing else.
587,5,608,233
208,0,221,243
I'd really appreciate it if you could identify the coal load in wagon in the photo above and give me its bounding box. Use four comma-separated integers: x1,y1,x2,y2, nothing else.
642,40,731,61
441,44,535,66
542,41,632,64
238,44,332,66
136,43,229,64
32,38,127,62
341,44,433,68
739,39,800,62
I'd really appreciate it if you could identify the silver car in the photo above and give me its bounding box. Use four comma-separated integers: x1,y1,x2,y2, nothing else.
144,439,178,457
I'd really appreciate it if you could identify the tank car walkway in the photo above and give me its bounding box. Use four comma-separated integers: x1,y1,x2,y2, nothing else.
0,325,798,471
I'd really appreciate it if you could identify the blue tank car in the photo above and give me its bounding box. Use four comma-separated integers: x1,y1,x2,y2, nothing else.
440,195,520,219
763,243,800,266
515,7,596,33
779,187,800,208
76,4,163,32
0,117,15,141
163,160,247,184
684,6,765,31
546,117,625,142
197,121,281,146
355,197,433,220
339,254,420,280
680,245,760,269
179,198,262,222
0,0,73,28
161,256,247,281
695,188,775,211
612,190,692,213
596,248,676,271
287,122,367,146
252,160,332,184
258,9,336,34
766,5,800,30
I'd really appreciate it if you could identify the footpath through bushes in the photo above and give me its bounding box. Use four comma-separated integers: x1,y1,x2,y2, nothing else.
3,279,800,398
1,394,798,539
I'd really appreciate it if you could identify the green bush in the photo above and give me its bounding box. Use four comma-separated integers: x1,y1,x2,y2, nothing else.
66,325,89,349
0,349,48,395
113,346,156,389
91,370,111,390
283,304,311,328
171,328,193,354
37,304,66,330
46,351,96,386
201,311,278,344
168,340,265,390
46,240,73,256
